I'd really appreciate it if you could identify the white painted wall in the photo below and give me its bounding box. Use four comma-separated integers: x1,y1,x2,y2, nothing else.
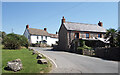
30,35,58,46
47,37,58,46
31,35,38,44
23,29,58,46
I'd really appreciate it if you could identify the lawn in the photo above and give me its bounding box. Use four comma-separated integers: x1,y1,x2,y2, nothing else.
2,48,52,73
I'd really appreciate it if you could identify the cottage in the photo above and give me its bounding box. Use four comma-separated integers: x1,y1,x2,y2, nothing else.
58,16,107,50
23,25,58,46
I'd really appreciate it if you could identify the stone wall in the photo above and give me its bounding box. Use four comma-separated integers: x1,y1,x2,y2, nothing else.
58,24,68,50
94,47,120,61
83,49,95,56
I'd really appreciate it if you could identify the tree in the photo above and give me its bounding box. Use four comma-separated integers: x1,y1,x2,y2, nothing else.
105,28,117,47
2,31,6,39
0,31,6,44
117,31,120,47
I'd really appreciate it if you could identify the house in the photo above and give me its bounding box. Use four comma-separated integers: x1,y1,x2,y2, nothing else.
23,25,58,46
58,16,107,50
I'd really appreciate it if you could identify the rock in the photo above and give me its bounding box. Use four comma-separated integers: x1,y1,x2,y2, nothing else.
36,54,43,59
37,59,48,64
12,59,21,62
32,51,38,55
7,59,22,72
28,48,34,51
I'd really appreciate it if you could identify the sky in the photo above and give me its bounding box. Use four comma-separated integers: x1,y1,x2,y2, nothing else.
2,2,118,35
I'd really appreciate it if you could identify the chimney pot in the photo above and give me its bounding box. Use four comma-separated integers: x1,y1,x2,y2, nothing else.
26,24,29,29
98,21,103,27
62,16,65,24
56,31,58,34
44,28,47,31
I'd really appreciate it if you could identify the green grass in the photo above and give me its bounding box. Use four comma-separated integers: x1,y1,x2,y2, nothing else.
2,48,52,73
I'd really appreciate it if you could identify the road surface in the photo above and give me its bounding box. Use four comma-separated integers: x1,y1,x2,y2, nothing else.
30,47,118,73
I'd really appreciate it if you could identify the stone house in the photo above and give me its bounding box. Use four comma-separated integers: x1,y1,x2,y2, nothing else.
23,25,58,46
58,16,107,50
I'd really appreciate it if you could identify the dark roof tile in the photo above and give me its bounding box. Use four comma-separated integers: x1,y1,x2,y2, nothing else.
64,22,106,33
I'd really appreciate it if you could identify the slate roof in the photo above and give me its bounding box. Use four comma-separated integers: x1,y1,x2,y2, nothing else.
49,33,58,38
28,28,50,36
64,22,106,33
28,28,58,38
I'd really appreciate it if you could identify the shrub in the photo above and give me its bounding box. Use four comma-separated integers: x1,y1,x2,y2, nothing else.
3,34,21,49
3,33,29,49
19,35,29,48
77,40,92,54
83,45,92,50
77,47,84,54
117,31,120,47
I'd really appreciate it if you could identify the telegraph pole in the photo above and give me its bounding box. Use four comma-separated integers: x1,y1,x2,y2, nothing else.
12,28,14,33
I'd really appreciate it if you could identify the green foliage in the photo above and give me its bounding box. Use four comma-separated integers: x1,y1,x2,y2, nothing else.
117,31,120,47
2,31,6,39
83,45,92,50
0,31,6,44
3,33,29,49
77,40,92,54
19,35,29,48
79,40,85,47
105,28,117,47
3,34,21,49
77,47,84,50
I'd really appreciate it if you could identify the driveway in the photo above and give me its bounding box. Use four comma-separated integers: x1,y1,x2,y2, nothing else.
30,47,118,73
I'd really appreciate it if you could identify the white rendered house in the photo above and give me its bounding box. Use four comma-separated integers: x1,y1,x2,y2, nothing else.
23,25,58,46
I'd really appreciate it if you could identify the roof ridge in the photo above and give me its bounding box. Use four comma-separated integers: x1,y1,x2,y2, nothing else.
65,21,97,25
28,28,57,35
29,28,44,30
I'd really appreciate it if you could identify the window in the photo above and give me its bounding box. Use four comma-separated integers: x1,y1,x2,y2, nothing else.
98,34,102,38
36,41,38,43
39,41,41,44
86,33,89,38
37,36,39,39
75,33,79,39
45,36,47,40
41,36,43,41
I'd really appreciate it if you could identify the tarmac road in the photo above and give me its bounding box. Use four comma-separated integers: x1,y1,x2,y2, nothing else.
31,47,118,73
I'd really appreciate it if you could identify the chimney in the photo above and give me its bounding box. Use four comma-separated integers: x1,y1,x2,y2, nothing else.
44,28,47,31
62,16,65,24
26,24,29,29
56,31,58,34
98,21,103,27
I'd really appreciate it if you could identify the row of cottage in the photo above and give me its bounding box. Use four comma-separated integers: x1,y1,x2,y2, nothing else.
23,16,107,50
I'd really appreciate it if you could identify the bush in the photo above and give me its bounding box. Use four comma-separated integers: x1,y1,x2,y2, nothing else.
77,47,84,54
19,35,29,48
77,40,92,54
3,33,29,49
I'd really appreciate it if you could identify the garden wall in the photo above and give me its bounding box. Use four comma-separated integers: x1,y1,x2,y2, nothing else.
94,47,120,61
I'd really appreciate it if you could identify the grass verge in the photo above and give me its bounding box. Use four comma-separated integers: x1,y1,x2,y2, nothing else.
2,48,52,73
